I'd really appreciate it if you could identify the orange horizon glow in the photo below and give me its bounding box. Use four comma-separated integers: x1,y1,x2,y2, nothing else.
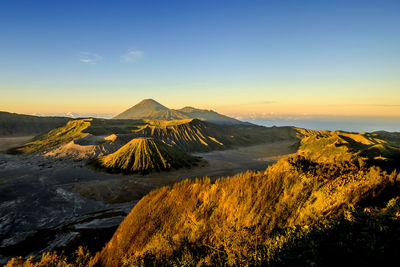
1,80,399,118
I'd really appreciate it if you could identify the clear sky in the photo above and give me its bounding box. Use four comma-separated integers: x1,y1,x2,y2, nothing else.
1,0,399,119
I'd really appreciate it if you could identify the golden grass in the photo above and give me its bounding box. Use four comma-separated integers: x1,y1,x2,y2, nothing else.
94,155,399,266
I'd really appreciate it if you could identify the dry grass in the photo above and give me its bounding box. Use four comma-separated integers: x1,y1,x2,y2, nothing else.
94,155,400,266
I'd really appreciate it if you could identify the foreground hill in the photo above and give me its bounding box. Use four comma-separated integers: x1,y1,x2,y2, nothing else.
93,138,199,174
93,152,400,266
113,99,244,125
0,111,71,137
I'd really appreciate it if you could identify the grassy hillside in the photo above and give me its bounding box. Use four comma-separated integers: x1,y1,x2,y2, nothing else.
93,138,199,174
0,111,71,137
297,130,400,170
8,203,400,267
91,154,400,266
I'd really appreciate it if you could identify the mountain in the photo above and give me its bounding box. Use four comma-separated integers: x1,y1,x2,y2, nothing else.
0,111,71,137
9,118,302,155
93,137,199,174
177,106,243,125
113,99,245,125
113,99,173,120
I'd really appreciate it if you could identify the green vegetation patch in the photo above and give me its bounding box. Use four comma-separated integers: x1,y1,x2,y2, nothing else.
8,119,92,154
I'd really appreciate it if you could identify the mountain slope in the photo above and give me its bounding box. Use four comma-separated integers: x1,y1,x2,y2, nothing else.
0,111,71,137
94,137,199,174
8,119,92,154
8,118,147,154
44,133,126,160
131,119,302,152
176,106,243,125
297,130,400,168
113,99,246,125
149,109,190,120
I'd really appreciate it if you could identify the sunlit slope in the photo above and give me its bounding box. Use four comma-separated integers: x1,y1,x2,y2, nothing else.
297,130,400,165
0,111,71,137
93,153,400,266
9,118,302,154
132,119,302,152
94,137,199,174
8,119,92,154
8,118,150,155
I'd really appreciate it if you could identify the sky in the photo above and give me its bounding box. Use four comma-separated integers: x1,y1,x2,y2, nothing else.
1,0,400,121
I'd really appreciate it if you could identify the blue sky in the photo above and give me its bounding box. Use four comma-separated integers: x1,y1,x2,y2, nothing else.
0,0,399,117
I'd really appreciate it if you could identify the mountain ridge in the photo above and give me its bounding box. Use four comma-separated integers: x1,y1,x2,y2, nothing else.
0,111,71,137
113,99,245,125
9,118,301,155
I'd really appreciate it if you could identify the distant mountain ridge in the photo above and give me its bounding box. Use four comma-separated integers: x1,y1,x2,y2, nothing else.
113,99,244,125
0,111,71,137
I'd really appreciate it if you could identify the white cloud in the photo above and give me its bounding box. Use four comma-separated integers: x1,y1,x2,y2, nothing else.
79,52,102,64
121,49,143,63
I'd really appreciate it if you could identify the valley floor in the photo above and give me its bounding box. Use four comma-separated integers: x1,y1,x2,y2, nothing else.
0,139,295,264
0,136,35,152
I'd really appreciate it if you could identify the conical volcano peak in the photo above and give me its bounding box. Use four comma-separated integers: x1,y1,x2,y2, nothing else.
94,137,199,174
136,99,167,109
113,99,169,119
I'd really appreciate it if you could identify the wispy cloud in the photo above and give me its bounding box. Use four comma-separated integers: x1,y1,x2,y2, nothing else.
79,52,102,64
121,49,143,63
